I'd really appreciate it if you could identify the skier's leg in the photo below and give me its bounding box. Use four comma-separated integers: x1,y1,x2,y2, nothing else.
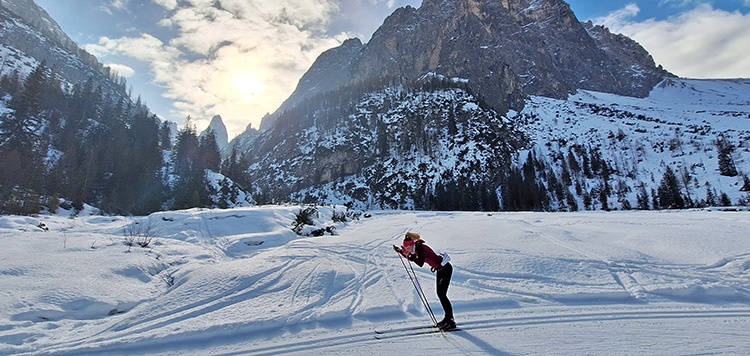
436,263,453,322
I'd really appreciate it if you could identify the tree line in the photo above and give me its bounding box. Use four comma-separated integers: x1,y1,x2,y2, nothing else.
0,61,249,215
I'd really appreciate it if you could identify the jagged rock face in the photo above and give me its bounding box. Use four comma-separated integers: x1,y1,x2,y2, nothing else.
583,20,672,95
261,0,671,133
0,0,104,78
246,80,527,207
260,38,364,131
236,0,674,208
201,115,229,149
354,0,670,103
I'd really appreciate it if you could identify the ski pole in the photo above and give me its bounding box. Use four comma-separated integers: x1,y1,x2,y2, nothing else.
406,257,438,324
395,247,438,326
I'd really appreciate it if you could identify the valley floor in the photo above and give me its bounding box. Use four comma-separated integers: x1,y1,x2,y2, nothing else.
1,207,749,355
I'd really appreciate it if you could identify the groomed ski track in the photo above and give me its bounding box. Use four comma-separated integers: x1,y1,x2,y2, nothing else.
2,208,750,355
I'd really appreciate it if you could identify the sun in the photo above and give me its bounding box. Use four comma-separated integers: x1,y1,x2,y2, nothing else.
231,71,263,102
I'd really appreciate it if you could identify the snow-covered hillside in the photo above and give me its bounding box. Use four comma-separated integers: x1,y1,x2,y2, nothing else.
518,78,750,210
2,206,749,354
237,77,750,212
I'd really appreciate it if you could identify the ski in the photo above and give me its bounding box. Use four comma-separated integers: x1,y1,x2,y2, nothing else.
374,324,436,335
374,327,460,340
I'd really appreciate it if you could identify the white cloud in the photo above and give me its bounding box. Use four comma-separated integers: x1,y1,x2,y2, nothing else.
658,0,701,7
90,0,346,137
594,3,640,30
105,63,135,78
85,0,422,136
152,0,178,11
110,0,129,10
595,4,750,79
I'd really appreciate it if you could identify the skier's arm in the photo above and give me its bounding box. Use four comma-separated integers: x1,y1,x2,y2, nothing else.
407,245,424,265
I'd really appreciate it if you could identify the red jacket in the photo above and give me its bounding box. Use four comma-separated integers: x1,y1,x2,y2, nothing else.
402,240,443,270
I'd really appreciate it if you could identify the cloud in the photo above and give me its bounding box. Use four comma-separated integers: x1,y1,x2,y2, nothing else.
105,63,135,78
594,3,640,30
658,0,701,7
84,0,422,137
152,0,177,11
595,4,750,79
88,0,346,137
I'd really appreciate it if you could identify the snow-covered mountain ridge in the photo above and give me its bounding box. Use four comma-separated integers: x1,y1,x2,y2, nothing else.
0,0,123,95
231,0,745,212
516,78,750,210
243,77,749,211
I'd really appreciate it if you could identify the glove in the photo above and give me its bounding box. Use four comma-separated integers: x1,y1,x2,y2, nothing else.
393,245,402,253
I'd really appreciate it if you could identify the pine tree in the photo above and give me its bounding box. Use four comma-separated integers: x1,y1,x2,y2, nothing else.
717,136,738,177
0,62,50,213
705,183,717,207
199,130,221,172
173,117,199,175
172,117,209,209
636,183,650,210
159,121,173,150
221,143,250,190
719,192,732,206
657,166,685,209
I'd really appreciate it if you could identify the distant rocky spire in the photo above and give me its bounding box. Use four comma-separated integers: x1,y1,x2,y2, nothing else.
201,115,229,149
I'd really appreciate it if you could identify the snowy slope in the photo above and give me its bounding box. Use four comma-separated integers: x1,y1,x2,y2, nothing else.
519,78,750,209
240,77,749,212
1,206,750,355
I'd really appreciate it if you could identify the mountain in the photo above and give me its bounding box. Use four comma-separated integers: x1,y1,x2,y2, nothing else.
0,0,122,94
0,0,169,215
200,115,229,150
229,0,745,211
259,0,670,132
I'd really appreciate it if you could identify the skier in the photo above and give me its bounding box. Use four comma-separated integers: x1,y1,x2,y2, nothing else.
394,231,456,331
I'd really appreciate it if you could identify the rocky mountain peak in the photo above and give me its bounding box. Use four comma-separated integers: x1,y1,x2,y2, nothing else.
234,0,679,209
256,0,670,133
201,115,229,149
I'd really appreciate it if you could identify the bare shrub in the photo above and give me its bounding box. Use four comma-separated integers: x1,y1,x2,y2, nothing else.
123,219,159,250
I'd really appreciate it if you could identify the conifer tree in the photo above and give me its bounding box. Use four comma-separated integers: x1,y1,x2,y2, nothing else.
159,121,173,150
657,166,685,209
0,62,49,213
636,183,650,210
172,117,209,209
199,130,221,172
705,184,717,207
717,135,738,177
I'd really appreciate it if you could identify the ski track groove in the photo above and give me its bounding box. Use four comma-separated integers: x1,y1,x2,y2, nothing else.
527,227,657,302
211,308,750,356
52,260,296,350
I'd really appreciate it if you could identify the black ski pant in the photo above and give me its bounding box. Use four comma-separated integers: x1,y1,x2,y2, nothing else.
436,262,453,320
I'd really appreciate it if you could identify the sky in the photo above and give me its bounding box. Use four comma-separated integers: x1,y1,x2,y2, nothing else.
33,0,750,139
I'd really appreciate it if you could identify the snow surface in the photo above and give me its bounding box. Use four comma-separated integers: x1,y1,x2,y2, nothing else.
2,206,750,355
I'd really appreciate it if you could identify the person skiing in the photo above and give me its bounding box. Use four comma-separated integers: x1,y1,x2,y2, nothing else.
394,231,455,331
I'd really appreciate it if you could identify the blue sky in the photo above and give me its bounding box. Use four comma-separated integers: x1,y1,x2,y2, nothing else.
34,0,750,138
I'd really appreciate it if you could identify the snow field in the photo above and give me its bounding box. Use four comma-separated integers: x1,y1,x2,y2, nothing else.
1,206,750,354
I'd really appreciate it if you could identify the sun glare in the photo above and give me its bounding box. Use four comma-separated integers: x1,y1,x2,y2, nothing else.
231,72,263,102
